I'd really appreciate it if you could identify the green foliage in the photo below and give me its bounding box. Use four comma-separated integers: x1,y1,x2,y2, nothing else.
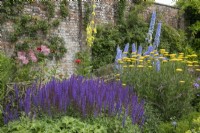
0,114,141,133
10,14,50,43
12,64,37,82
0,53,14,101
121,62,195,120
83,2,92,29
158,112,200,133
0,0,24,24
92,4,186,70
0,53,14,126
48,36,67,60
41,1,55,19
177,0,200,60
0,116,104,133
7,14,66,63
87,115,141,133
60,0,69,18
185,115,200,133
116,0,126,24
159,24,188,53
75,49,92,77
51,19,60,27
143,103,162,133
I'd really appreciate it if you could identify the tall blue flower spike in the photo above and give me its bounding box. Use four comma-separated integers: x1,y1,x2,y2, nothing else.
147,11,156,44
148,11,156,35
132,43,137,53
153,22,162,49
137,45,142,55
122,43,129,58
144,45,154,55
123,43,129,53
115,45,122,70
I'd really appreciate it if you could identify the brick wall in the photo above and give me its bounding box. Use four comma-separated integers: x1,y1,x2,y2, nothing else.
0,1,184,76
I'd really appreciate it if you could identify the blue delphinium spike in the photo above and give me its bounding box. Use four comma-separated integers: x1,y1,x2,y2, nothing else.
115,46,122,70
132,43,136,53
123,43,129,53
138,45,142,55
148,11,156,35
147,11,156,44
153,22,162,49
144,45,154,55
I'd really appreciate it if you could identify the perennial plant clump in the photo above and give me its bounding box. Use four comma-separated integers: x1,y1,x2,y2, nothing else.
3,76,145,126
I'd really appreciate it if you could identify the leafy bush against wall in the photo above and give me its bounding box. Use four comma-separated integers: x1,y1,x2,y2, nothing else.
177,0,200,59
75,49,92,77
92,3,188,69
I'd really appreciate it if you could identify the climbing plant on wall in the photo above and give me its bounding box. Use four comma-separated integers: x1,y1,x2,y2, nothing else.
0,0,68,65
86,0,96,47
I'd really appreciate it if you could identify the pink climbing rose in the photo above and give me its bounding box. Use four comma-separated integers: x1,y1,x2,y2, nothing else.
17,51,29,64
29,50,37,62
41,45,50,56
22,58,29,64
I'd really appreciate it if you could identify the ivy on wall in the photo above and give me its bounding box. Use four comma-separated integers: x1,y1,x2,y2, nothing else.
83,2,92,29
60,0,69,18
116,0,126,24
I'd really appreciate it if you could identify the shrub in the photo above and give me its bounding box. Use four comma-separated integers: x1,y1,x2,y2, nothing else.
0,53,14,101
0,114,141,133
114,45,198,121
75,49,92,77
158,112,200,133
3,76,145,126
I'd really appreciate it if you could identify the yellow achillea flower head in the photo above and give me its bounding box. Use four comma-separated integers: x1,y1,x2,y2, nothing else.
176,68,183,72
129,65,134,68
193,61,198,63
162,60,167,63
122,83,126,86
196,69,200,72
148,66,152,68
137,65,144,68
191,54,197,57
123,65,127,68
179,81,185,83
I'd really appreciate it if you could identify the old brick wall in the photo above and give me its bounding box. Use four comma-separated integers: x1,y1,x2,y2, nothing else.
0,1,184,76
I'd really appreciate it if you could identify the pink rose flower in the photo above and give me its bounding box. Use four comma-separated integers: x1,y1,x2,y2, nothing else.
29,50,37,62
41,45,50,56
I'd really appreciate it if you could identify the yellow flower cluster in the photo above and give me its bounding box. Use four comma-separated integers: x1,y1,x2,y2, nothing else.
115,48,200,85
86,1,96,47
